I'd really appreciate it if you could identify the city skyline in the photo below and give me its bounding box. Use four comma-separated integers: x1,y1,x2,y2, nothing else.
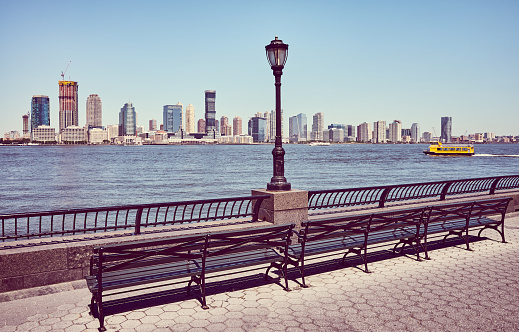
1,1,518,136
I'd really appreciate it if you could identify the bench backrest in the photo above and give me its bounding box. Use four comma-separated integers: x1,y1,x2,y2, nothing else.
427,197,512,225
367,207,426,235
205,224,295,257
93,233,208,274
301,213,372,243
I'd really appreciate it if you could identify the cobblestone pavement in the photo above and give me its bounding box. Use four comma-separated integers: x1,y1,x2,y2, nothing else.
1,213,519,332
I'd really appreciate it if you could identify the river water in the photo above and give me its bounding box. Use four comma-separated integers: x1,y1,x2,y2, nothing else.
1,144,518,214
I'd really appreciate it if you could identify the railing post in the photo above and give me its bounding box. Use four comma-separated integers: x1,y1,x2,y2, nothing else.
440,182,453,201
379,187,391,208
134,208,143,235
489,177,501,195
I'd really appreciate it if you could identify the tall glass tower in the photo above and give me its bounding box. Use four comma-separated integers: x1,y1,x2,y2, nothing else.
119,102,137,136
441,117,452,143
205,90,216,134
58,80,78,132
31,95,50,131
163,103,183,132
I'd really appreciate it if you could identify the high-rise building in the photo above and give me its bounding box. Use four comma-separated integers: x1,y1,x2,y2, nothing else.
149,119,157,131
58,80,78,132
441,117,452,143
220,116,232,136
346,125,356,140
296,113,307,139
289,116,298,138
119,102,137,136
198,119,206,133
264,111,272,142
86,94,102,127
357,122,372,142
233,116,242,136
22,113,30,137
185,104,195,133
388,120,402,143
248,117,266,143
163,103,183,132
411,123,420,143
373,120,386,143
312,112,324,141
422,132,432,143
31,95,50,132
205,90,216,133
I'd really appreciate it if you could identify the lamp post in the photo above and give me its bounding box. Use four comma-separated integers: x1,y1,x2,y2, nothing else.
266,36,291,191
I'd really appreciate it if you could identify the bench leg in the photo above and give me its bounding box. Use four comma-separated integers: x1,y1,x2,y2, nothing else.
265,262,291,291
189,275,209,310
477,224,506,243
342,248,369,273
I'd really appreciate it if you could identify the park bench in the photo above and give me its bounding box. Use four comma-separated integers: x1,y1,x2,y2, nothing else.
288,206,427,287
86,223,294,331
423,197,512,259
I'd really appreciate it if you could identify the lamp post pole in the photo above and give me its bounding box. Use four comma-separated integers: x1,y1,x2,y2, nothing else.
266,36,291,191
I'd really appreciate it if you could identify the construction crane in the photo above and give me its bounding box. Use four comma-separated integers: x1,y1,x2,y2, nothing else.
60,61,71,81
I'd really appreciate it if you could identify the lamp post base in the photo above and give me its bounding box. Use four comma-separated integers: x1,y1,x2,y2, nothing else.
267,178,291,191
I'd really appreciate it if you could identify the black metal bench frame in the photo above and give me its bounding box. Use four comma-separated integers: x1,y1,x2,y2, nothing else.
86,223,294,331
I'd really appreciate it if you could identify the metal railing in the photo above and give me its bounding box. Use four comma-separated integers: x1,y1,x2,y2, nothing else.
0,195,270,242
308,175,519,210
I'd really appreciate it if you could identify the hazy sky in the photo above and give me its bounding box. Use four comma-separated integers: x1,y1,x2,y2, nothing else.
1,0,518,136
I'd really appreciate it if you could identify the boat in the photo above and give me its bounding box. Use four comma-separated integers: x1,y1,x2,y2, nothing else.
309,142,330,146
423,141,474,156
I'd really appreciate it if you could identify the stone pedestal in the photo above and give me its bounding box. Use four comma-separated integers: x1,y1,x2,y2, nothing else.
251,189,308,230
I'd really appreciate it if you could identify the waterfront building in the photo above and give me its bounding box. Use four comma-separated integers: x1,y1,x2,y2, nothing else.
233,116,242,136
423,132,433,143
312,112,324,141
185,104,195,133
149,119,157,131
373,120,386,143
296,113,307,139
264,111,272,142
388,120,402,143
86,94,102,127
4,131,20,140
411,123,420,143
198,119,206,133
136,125,145,135
215,119,220,133
31,125,56,143
58,80,78,132
484,132,496,142
31,95,50,132
289,116,298,139
163,103,183,132
329,128,345,142
88,128,107,144
61,125,86,144
205,90,216,134
357,122,372,142
475,133,484,142
441,116,452,143
345,125,356,141
401,128,411,137
107,124,119,142
248,117,266,143
119,102,137,136
22,113,30,137
220,116,232,136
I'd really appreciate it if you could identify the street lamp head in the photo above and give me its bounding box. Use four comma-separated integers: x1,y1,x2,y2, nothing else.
265,36,288,69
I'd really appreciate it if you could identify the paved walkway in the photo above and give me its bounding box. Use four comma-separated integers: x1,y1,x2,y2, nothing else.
1,213,519,332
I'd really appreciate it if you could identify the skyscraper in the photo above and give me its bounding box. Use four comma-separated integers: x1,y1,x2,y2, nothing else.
289,116,298,138
441,117,452,143
388,120,402,143
22,113,30,136
411,123,420,143
205,90,216,133
248,116,266,143
31,95,50,132
58,80,78,132
185,104,195,133
220,116,232,136
312,112,324,141
373,120,386,143
119,102,137,136
233,116,242,136
357,122,372,142
163,103,183,132
296,113,307,139
86,94,102,127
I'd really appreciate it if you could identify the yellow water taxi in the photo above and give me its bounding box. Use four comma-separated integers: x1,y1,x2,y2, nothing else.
423,141,474,156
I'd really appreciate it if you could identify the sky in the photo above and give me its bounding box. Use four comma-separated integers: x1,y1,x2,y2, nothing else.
1,0,518,137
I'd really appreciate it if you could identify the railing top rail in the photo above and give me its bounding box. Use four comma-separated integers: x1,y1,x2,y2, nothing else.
0,195,271,220
308,175,519,195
